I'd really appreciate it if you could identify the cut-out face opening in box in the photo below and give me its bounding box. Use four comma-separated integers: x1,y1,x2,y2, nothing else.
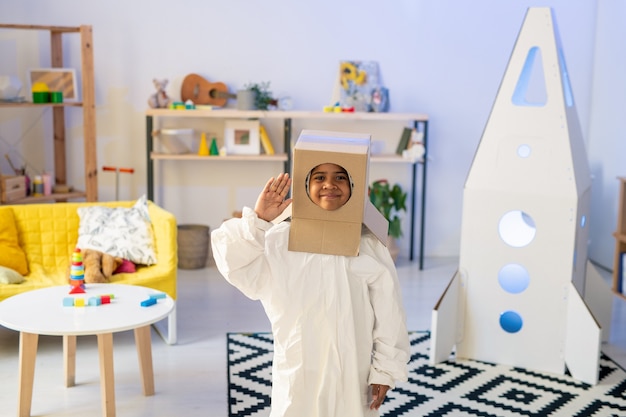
305,163,354,211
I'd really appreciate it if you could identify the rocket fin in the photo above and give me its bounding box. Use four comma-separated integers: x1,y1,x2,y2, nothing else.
429,269,465,365
584,260,613,342
565,282,601,385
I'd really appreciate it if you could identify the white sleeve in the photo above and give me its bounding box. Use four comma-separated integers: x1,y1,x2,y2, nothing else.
210,207,273,300
366,238,411,389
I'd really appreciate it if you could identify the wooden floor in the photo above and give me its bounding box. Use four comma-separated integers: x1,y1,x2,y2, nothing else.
0,257,624,417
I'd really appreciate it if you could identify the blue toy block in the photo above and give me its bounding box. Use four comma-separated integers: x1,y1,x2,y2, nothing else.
149,292,166,300
88,297,102,306
140,298,157,307
63,297,74,307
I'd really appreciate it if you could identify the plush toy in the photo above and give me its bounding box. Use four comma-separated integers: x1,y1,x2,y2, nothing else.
148,78,171,109
82,249,124,284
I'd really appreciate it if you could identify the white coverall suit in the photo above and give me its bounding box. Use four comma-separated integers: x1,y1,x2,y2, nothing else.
211,207,410,417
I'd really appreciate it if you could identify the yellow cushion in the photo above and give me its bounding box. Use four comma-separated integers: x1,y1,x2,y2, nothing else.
0,207,28,275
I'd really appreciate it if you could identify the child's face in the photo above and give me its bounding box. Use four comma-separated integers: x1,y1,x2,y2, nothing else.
307,163,352,211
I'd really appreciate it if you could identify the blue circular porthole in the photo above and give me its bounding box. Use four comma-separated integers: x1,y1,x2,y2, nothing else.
498,263,530,294
517,144,531,158
500,310,523,333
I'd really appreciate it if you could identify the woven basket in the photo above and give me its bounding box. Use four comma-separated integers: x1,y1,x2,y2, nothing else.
177,224,210,269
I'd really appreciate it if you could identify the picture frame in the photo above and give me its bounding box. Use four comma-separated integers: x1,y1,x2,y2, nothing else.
27,68,79,102
224,120,261,155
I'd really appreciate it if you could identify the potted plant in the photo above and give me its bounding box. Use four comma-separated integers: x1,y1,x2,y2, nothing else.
244,81,275,110
369,179,407,260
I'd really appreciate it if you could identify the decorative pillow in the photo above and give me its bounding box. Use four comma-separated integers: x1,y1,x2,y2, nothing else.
0,265,25,284
0,207,29,275
77,195,157,265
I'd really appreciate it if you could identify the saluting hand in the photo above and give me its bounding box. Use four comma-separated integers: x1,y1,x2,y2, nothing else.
255,173,292,222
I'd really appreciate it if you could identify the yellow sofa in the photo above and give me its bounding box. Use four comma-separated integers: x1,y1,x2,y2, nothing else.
0,200,178,343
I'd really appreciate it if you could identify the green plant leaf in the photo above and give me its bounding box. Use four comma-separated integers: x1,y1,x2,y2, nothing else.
369,179,407,238
389,217,402,238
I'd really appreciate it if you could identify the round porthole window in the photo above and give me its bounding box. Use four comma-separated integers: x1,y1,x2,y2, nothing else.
498,210,536,248
500,310,523,333
498,263,530,294
517,144,531,158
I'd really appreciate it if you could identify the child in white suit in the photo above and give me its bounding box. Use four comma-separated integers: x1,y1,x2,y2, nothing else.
211,167,409,417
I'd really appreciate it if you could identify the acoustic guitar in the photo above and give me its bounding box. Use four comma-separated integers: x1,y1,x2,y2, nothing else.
180,73,234,107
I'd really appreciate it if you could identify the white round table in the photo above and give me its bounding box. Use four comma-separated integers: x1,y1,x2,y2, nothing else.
0,284,175,417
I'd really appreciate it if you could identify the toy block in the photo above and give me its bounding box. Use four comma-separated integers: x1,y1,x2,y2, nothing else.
74,298,85,307
101,295,111,304
63,297,74,307
149,292,166,300
88,297,102,306
140,298,157,307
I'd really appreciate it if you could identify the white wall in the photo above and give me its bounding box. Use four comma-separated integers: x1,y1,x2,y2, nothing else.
1,0,613,266
587,0,626,269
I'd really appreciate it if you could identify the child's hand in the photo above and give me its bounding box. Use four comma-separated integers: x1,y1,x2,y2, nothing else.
369,384,390,410
255,173,292,222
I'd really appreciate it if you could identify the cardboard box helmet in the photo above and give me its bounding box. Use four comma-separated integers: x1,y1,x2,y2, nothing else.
288,130,388,256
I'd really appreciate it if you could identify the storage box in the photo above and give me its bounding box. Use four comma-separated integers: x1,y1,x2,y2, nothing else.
159,128,192,154
1,175,27,202
288,130,388,256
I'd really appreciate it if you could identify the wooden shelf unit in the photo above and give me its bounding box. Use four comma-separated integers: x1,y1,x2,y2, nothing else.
150,153,289,162
145,109,429,268
0,24,97,203
612,177,626,299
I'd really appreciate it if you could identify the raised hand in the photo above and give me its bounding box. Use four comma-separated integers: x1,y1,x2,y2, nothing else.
254,173,292,222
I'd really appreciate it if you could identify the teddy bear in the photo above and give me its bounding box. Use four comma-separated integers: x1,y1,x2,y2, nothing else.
147,78,171,109
82,249,124,283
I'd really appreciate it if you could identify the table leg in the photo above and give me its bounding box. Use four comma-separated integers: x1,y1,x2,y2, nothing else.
134,325,155,396
18,332,38,417
63,335,77,387
97,333,115,417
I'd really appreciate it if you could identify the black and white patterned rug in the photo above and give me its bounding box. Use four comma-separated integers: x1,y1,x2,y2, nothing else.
227,331,626,416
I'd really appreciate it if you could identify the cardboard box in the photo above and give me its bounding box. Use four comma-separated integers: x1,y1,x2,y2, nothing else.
1,175,27,203
288,130,388,256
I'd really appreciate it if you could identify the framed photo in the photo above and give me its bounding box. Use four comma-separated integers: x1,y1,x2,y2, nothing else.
27,68,79,102
224,120,260,155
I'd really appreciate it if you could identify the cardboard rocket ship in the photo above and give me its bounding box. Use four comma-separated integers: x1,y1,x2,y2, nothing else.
429,7,612,385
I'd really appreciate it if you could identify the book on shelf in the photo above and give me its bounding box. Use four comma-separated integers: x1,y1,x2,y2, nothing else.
395,127,413,155
259,125,275,155
620,252,626,294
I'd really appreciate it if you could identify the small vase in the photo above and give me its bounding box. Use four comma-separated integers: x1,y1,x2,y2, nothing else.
387,236,400,263
236,90,256,110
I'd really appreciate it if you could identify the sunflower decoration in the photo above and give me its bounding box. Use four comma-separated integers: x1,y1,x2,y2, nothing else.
338,60,383,112
340,61,368,92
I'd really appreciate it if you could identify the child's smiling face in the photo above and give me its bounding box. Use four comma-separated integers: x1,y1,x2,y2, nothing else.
307,163,352,211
